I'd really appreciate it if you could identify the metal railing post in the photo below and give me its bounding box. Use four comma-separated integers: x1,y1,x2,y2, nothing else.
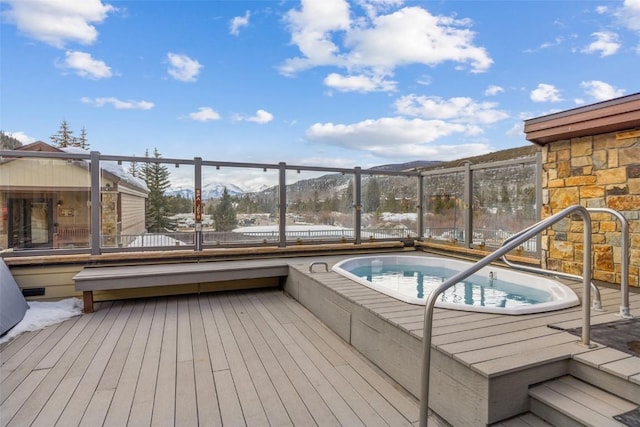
354,167,362,245
194,157,202,251
463,161,472,247
417,174,425,239
278,162,287,248
90,151,101,255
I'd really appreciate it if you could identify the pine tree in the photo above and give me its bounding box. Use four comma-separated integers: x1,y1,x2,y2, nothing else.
77,126,89,149
141,148,176,232
0,131,22,149
50,120,76,148
364,178,381,213
213,187,237,232
128,158,139,177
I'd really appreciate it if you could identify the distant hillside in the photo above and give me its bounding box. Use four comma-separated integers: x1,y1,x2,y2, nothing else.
167,145,538,200
367,160,442,172
417,145,537,171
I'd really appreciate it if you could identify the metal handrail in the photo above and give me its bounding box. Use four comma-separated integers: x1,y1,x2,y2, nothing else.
588,208,631,318
419,205,593,426
499,222,603,312
309,262,329,273
500,207,631,318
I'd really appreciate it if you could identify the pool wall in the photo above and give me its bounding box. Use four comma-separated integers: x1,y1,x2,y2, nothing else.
331,255,580,314
284,261,572,426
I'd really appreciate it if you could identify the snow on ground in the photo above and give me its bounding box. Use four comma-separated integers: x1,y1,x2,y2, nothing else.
233,224,350,233
380,212,417,222
127,234,187,247
0,298,83,344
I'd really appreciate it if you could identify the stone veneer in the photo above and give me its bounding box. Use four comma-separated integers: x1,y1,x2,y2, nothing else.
540,131,639,287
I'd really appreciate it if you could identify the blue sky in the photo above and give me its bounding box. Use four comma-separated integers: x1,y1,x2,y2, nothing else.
2,0,639,169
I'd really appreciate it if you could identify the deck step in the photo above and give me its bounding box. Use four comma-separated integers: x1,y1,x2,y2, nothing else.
529,375,639,427
490,412,553,426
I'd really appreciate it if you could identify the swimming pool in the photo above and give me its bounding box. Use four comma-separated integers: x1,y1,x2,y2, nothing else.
331,255,580,315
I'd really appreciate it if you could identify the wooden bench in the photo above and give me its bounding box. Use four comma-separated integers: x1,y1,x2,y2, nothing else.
73,259,290,313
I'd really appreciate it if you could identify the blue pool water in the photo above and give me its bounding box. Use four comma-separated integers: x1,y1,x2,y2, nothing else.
332,255,580,315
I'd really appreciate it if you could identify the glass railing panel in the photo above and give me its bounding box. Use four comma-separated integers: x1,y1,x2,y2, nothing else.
202,165,280,245
0,154,91,251
361,173,418,240
472,163,538,253
285,169,354,243
114,157,195,249
423,171,465,244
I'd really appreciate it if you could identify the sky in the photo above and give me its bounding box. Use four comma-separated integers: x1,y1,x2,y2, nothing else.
1,0,639,170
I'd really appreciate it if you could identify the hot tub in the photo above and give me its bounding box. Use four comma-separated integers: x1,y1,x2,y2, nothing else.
332,255,580,315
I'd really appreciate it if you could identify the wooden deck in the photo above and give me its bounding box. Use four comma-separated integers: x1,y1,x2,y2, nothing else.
2,253,639,426
0,288,441,427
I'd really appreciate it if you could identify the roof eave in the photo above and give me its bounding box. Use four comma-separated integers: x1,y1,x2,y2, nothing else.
524,93,640,145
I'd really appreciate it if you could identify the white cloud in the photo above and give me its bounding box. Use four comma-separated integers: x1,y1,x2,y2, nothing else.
81,97,154,110
394,95,509,124
347,7,492,73
356,0,404,20
306,117,476,157
484,85,504,96
615,0,640,33
188,107,221,122
580,80,626,101
280,2,492,84
60,51,112,79
530,83,563,103
230,11,250,35
2,0,115,48
7,131,36,144
582,31,620,57
248,109,274,124
305,116,492,160
505,122,524,138
324,72,397,92
235,109,274,124
167,53,202,82
280,0,351,75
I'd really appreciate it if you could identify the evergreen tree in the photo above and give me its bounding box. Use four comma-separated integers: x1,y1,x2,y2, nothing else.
500,184,511,213
141,148,175,232
128,158,139,177
77,126,89,149
50,120,76,148
213,187,237,232
342,181,354,212
364,178,381,213
0,131,22,149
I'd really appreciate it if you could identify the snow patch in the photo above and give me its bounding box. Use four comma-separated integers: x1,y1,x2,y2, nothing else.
0,298,83,344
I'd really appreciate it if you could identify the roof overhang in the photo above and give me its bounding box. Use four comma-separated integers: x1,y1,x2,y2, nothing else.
524,93,640,145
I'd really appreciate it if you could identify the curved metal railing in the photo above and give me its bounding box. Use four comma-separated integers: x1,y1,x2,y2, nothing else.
499,222,602,312
500,207,631,318
419,205,593,426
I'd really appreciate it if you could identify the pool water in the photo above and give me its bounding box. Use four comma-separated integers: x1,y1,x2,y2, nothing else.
331,255,580,315
349,264,551,309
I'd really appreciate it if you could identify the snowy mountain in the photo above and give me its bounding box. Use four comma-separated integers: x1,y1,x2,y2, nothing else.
166,181,245,200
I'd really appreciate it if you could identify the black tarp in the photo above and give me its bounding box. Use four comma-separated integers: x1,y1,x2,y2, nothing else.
1,258,29,336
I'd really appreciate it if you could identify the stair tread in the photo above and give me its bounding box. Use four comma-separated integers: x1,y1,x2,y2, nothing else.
529,375,638,426
491,412,553,426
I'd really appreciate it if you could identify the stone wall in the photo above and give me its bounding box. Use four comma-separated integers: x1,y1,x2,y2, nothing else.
540,131,639,287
